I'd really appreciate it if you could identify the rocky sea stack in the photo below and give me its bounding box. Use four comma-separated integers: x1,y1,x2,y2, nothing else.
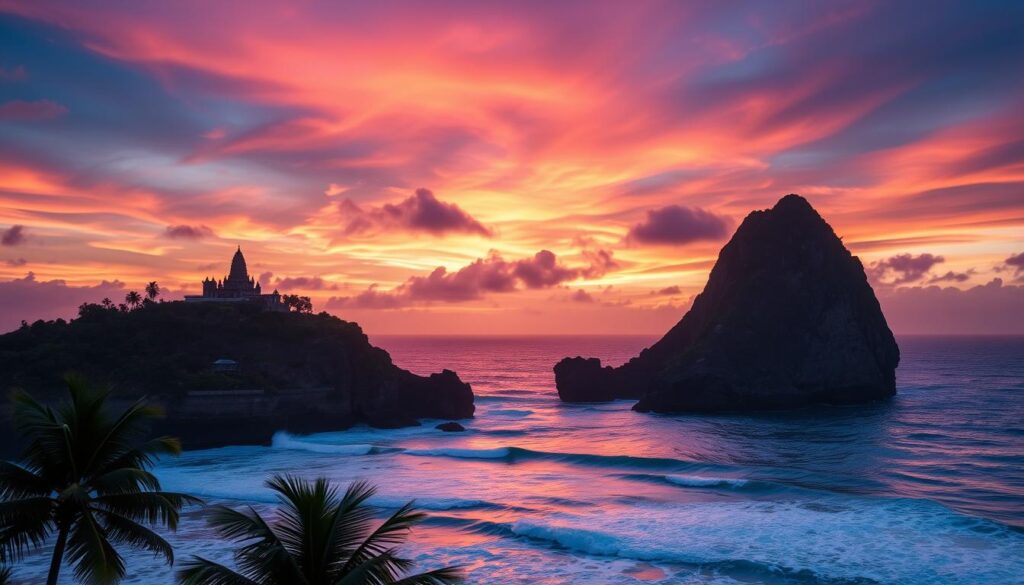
0,302,474,450
555,194,899,412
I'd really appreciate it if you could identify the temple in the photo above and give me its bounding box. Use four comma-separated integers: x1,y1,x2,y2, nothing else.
184,247,287,311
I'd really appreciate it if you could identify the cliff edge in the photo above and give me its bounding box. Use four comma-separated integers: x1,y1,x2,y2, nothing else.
0,302,474,449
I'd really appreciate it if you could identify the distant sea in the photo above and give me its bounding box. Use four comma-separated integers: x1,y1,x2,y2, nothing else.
12,335,1024,584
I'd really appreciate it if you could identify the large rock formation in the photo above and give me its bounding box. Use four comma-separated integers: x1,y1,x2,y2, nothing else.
554,194,899,412
0,301,474,450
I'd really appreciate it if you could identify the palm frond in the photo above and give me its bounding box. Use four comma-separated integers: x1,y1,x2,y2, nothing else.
177,557,262,585
322,483,378,575
336,502,425,577
206,505,306,584
10,390,67,477
66,509,125,585
332,550,412,585
93,509,174,564
0,461,50,499
93,437,182,478
89,467,161,494
265,474,339,573
91,491,200,530
0,565,13,585
82,398,164,476
0,497,53,562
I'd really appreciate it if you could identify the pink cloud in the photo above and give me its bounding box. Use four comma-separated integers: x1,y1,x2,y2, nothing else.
1,225,26,246
878,279,1024,334
165,224,214,239
340,188,491,238
274,276,338,290
328,249,614,308
868,253,945,285
1005,251,1024,275
0,273,125,332
626,206,730,246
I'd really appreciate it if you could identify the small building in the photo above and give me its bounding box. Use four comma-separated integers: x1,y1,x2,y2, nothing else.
184,247,287,311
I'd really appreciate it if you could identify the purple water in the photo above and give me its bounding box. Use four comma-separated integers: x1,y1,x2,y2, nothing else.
12,335,1024,584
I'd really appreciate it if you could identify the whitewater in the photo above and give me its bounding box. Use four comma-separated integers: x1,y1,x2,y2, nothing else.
13,335,1024,584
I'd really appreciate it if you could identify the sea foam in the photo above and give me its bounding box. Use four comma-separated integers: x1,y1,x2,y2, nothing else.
271,431,375,455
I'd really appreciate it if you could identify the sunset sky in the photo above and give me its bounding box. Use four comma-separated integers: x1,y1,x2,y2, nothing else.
1,1,1022,334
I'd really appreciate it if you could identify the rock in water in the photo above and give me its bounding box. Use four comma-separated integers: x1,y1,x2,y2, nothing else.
554,194,899,412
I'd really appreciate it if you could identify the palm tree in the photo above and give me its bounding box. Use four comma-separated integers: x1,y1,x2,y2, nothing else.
145,282,160,301
178,475,463,585
0,375,199,585
0,565,11,585
124,291,142,310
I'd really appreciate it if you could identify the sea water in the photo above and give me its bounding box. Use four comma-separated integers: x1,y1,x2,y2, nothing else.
11,336,1024,584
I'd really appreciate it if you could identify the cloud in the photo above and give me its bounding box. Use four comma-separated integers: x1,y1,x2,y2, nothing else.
878,279,1024,334
580,249,619,278
1,225,26,246
326,285,406,310
1005,251,1024,275
650,285,682,296
867,253,944,285
927,270,973,284
328,249,612,308
340,188,491,237
626,205,730,246
165,224,214,239
0,99,67,120
0,273,125,332
5,257,27,267
273,276,338,290
570,289,595,303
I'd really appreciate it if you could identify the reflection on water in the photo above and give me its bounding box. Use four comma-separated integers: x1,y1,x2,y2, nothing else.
12,335,1024,584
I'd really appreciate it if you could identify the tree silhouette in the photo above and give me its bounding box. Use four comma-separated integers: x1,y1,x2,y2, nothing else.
0,376,199,585
178,475,462,585
145,282,160,301
283,294,313,313
125,291,142,310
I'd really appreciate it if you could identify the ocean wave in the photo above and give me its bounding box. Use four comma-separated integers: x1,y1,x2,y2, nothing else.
271,431,376,455
503,497,1024,584
404,446,513,459
401,445,699,469
485,408,535,418
665,474,749,488
369,495,502,511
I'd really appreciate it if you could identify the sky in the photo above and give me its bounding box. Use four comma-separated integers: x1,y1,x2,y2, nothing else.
0,0,1022,334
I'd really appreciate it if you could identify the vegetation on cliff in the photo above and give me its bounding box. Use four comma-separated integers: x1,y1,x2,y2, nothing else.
0,301,474,427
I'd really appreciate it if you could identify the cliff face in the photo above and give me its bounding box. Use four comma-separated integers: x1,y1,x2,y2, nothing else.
0,302,474,447
555,194,900,412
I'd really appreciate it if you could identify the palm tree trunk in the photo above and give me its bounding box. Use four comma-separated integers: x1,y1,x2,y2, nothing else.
46,524,69,585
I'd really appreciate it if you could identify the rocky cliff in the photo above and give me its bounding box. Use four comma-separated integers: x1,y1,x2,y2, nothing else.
0,301,474,449
554,194,899,412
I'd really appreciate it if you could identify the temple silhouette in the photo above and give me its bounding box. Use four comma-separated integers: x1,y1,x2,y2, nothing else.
184,247,286,311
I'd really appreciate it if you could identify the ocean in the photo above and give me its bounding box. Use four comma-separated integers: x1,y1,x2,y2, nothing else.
11,335,1024,584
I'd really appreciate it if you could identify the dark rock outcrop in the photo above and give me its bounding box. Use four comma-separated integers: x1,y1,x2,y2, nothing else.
0,301,474,451
554,194,899,412
435,421,466,432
